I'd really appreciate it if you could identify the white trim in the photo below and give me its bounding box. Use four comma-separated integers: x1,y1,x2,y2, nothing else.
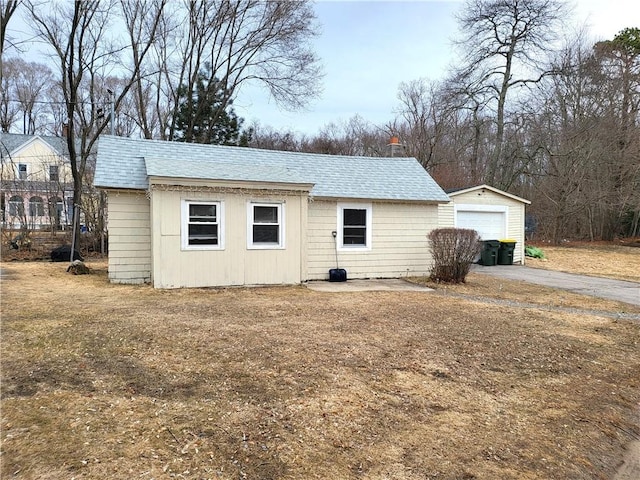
448,184,531,204
247,201,285,250
181,199,225,251
17,163,28,180
337,202,372,252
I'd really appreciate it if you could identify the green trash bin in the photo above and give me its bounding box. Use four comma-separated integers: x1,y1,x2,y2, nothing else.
480,240,500,266
498,240,516,265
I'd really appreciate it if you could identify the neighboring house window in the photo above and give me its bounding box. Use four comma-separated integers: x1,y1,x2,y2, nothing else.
181,200,224,250
247,202,284,249
337,203,372,250
18,164,27,180
29,197,45,217
8,195,24,217
49,165,59,182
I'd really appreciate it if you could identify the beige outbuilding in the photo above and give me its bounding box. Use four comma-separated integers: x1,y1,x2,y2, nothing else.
439,184,531,264
94,136,450,288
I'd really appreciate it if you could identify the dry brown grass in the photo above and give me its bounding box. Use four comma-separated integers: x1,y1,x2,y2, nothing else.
526,243,640,282
2,261,640,480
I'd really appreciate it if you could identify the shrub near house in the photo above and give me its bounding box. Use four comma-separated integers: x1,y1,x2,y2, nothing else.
429,228,481,283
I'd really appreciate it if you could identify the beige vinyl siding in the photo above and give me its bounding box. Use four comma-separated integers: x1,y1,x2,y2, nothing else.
307,199,438,280
150,188,306,288
451,190,526,264
438,202,455,228
106,191,151,283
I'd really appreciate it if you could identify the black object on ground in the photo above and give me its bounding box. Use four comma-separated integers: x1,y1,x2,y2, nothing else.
329,268,347,282
480,240,500,266
51,245,83,262
498,241,516,265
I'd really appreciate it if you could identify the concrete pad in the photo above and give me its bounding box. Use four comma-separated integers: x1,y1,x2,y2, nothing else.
305,278,434,293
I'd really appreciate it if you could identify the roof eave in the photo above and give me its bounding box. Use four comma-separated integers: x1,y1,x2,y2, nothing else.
95,186,147,193
448,184,531,204
311,194,450,204
148,175,314,192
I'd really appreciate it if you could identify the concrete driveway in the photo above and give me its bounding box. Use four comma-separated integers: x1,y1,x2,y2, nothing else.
473,264,640,306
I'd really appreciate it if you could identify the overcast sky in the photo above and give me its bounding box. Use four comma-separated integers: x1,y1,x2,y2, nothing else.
235,0,639,135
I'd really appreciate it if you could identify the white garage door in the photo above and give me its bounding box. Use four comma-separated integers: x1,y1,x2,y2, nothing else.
456,210,506,240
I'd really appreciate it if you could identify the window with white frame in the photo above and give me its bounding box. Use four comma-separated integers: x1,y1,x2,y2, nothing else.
181,200,224,250
337,203,372,250
29,197,45,217
247,202,284,249
18,164,27,180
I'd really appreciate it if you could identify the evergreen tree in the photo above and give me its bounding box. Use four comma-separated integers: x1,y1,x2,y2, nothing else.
173,66,249,145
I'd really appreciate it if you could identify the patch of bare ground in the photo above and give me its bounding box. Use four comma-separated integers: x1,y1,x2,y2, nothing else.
2,261,640,479
525,243,640,282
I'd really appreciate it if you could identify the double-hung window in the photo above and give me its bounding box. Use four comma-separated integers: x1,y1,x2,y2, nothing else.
338,203,372,250
181,200,224,250
18,164,27,180
248,202,284,249
49,165,59,182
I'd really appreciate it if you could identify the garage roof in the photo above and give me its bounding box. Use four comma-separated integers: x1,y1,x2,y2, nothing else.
447,184,530,204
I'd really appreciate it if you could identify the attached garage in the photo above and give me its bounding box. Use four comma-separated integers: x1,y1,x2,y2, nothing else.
443,185,530,264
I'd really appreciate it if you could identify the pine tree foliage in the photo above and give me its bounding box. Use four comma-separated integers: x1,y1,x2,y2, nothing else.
173,66,248,145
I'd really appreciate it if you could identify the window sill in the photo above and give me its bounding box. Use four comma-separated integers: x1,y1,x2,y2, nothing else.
337,245,371,252
181,245,225,251
247,243,285,250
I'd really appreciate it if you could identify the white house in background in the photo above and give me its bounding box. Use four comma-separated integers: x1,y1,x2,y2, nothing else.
1,134,75,231
93,135,451,288
439,184,531,264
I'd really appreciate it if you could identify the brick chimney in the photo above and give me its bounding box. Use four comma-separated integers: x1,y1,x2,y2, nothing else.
62,123,69,138
387,136,405,157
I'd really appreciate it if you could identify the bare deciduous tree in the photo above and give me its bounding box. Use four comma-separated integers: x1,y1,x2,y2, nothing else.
517,29,640,242
455,0,567,187
0,58,20,132
1,0,20,54
139,0,322,141
25,0,167,247
303,115,386,156
247,122,302,152
8,58,53,133
395,78,466,171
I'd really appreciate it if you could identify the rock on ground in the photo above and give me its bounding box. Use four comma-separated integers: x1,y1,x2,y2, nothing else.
66,260,90,275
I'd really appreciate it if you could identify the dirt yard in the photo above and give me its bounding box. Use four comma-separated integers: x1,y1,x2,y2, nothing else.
1,258,639,480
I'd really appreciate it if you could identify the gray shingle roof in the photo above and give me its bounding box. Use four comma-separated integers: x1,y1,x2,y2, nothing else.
0,133,83,159
94,135,449,202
